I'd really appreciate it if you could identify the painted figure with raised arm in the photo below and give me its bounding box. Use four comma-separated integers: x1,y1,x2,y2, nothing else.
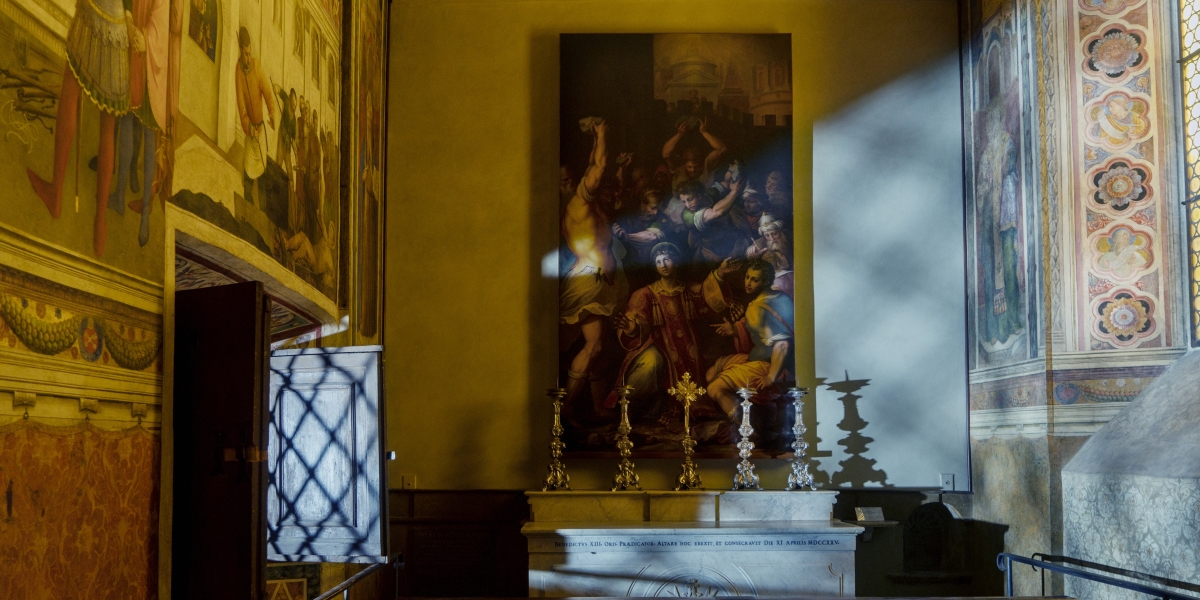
662,116,726,187
561,117,627,422
678,172,755,265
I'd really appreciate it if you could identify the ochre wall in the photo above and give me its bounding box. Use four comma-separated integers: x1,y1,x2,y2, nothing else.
385,0,959,489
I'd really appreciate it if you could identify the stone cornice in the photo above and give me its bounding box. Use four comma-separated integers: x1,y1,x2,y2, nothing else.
970,403,1129,439
0,223,163,314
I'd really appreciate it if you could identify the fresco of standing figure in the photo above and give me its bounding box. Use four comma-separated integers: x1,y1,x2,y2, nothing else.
111,0,169,247
235,26,277,208
26,0,131,256
304,110,322,238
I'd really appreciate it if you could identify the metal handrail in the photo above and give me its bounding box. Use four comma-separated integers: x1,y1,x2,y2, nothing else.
1032,553,1200,594
998,553,1200,600
313,556,400,600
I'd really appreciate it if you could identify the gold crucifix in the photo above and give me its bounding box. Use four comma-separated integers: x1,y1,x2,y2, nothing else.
668,372,705,432
669,372,705,490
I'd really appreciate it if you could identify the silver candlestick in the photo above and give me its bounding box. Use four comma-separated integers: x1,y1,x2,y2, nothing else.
731,387,761,490
785,387,816,491
611,385,641,491
542,388,571,491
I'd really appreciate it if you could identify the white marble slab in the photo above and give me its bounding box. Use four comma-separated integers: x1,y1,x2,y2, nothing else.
525,521,860,597
719,490,838,521
523,491,861,597
524,520,861,552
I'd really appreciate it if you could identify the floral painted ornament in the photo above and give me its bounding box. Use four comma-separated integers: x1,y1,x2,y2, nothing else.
1092,160,1149,211
78,316,104,362
1053,382,1081,405
1094,290,1154,345
1085,28,1145,80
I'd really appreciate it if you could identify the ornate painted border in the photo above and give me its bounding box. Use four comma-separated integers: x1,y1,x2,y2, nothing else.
1068,0,1181,351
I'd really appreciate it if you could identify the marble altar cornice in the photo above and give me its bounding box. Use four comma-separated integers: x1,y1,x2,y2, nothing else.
526,490,842,523
524,519,864,536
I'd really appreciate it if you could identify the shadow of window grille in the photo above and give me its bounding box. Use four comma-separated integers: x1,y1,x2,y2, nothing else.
266,346,386,562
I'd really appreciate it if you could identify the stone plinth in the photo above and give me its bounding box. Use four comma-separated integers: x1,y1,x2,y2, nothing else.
528,491,646,522
646,491,718,522
523,490,860,597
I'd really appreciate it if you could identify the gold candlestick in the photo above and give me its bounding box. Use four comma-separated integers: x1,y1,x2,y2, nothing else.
611,385,641,491
669,372,704,490
731,387,761,490
543,388,571,491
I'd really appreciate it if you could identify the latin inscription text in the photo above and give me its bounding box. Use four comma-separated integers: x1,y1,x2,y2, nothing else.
552,537,845,549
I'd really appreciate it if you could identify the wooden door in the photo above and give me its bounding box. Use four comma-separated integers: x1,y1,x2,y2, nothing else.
173,282,270,600
266,346,388,563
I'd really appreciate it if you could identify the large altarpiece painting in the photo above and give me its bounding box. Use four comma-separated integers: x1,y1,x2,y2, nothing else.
558,34,794,457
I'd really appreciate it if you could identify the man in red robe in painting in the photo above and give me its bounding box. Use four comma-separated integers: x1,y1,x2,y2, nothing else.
608,242,740,413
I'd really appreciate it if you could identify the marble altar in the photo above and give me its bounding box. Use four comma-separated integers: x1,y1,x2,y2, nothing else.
523,490,861,597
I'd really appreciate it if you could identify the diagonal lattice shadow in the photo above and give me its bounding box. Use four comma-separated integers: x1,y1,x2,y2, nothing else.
266,347,384,561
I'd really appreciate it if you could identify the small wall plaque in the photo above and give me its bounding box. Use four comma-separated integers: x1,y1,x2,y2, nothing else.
856,507,885,521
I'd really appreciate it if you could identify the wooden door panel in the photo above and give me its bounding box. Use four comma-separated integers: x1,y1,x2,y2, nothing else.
173,281,269,600
277,381,356,527
267,346,387,562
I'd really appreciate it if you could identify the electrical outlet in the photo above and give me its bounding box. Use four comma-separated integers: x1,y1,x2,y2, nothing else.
401,474,417,490
940,473,955,491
